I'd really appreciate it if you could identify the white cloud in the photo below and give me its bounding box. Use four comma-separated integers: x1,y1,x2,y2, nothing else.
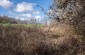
15,2,36,12
0,0,13,9
15,13,32,21
20,18,25,21
35,15,41,20
33,11,40,14
21,14,32,17
15,16,25,21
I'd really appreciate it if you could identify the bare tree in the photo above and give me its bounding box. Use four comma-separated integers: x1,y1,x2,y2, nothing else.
50,0,85,36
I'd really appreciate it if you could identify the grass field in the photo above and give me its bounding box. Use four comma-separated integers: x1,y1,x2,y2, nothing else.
0,23,44,28
0,24,85,55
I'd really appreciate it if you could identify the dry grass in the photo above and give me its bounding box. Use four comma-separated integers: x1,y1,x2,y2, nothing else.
0,25,85,55
44,24,75,36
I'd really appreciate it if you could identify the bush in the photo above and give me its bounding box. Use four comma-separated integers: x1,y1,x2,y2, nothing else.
50,0,85,36
0,16,18,24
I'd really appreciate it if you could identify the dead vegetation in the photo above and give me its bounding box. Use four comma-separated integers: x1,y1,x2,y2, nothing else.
0,25,85,55
0,0,85,55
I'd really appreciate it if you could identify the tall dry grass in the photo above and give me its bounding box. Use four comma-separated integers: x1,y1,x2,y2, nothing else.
0,25,85,55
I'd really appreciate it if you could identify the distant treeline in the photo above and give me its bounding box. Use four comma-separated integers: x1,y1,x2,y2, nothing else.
0,16,40,24
0,16,20,24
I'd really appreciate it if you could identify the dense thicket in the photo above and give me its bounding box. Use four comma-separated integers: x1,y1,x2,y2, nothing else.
50,0,85,36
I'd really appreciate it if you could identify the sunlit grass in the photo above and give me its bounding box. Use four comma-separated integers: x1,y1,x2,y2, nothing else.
0,23,44,28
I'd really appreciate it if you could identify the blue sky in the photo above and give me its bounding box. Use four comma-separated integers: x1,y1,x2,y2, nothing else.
0,0,51,21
